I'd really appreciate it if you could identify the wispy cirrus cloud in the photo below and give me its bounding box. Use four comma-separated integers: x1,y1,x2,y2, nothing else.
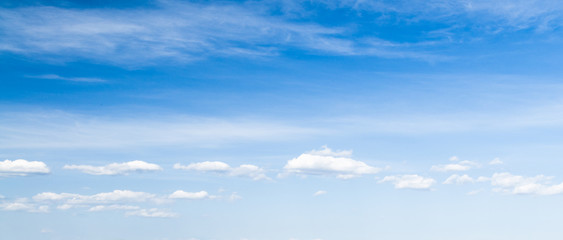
318,0,563,32
0,111,317,149
0,1,446,66
25,74,107,83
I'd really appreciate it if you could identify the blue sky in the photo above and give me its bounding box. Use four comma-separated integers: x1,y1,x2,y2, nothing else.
2,0,563,239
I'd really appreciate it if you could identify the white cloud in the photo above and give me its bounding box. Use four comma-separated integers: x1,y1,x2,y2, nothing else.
466,189,482,195
175,162,269,180
489,157,503,165
0,201,49,213
431,157,479,172
229,165,269,180
379,175,436,190
0,202,34,211
2,189,232,217
443,174,474,184
174,161,230,172
283,146,380,179
169,190,209,200
33,190,157,204
0,159,50,176
229,192,242,201
486,172,563,195
63,160,162,175
88,205,140,212
313,190,327,196
125,208,177,218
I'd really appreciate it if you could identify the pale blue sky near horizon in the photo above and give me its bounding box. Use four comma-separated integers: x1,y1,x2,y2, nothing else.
2,1,563,240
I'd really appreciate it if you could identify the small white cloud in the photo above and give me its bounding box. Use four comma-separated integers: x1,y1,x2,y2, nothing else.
229,192,242,201
466,189,482,195
443,174,474,184
125,208,177,218
0,159,50,176
0,200,48,213
88,205,140,212
313,190,327,196
489,157,503,165
283,146,380,178
169,190,209,200
431,157,479,172
175,161,269,180
0,202,34,211
57,204,73,210
229,164,269,180
379,175,436,190
63,160,162,175
174,161,230,172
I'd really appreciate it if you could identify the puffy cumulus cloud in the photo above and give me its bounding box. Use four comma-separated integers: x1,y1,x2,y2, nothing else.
489,157,503,165
431,156,479,172
379,175,436,190
0,159,50,176
63,160,162,175
283,146,380,179
169,190,210,200
485,172,563,195
125,208,177,218
174,161,269,180
443,174,474,184
313,190,327,196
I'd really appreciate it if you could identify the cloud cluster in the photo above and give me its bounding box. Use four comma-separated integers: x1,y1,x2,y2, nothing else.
63,160,162,175
0,159,50,176
1,189,220,217
174,161,269,180
485,172,563,195
379,175,436,190
283,146,380,179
